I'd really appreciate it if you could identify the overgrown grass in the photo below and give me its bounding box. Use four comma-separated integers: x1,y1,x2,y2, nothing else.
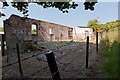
102,41,119,78
101,30,119,78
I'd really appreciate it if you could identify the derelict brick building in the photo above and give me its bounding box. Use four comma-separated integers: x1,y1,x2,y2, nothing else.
4,14,73,54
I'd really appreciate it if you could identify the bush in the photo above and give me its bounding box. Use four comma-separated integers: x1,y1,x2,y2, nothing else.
101,30,119,78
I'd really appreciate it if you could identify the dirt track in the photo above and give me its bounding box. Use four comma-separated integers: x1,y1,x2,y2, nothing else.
2,41,106,78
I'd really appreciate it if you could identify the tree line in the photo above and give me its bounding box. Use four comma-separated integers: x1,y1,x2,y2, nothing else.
88,19,120,32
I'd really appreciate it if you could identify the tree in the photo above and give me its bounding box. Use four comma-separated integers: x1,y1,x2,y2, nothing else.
0,0,98,18
88,19,100,29
88,19,120,32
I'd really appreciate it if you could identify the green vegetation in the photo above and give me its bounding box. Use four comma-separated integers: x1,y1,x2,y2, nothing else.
0,27,4,32
32,29,37,34
88,19,120,32
100,29,119,78
1,1,97,18
88,19,100,30
101,38,119,78
88,19,120,78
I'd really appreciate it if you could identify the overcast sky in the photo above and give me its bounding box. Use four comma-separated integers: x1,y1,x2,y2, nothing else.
0,2,118,27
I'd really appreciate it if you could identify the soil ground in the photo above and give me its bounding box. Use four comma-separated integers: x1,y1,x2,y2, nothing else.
1,40,107,79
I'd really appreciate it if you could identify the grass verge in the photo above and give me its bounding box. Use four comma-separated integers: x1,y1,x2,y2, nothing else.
101,37,119,78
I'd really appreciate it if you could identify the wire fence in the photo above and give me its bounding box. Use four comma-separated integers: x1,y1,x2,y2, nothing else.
2,33,99,79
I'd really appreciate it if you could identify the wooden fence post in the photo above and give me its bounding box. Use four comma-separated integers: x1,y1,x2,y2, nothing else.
86,36,89,68
1,34,5,56
96,32,98,53
16,43,23,78
45,51,61,80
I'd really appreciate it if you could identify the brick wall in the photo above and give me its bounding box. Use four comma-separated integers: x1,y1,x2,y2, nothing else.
4,14,72,55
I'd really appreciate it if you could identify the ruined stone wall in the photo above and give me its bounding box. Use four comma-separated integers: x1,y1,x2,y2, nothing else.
73,26,94,41
4,19,18,55
4,15,44,42
40,21,72,41
4,14,72,55
4,14,72,41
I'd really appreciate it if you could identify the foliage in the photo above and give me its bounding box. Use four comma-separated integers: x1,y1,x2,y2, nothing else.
100,29,119,78
84,2,97,11
11,2,29,17
88,19,120,32
0,27,4,32
88,19,100,29
1,1,98,17
103,42,119,78
101,40,119,78
32,29,37,34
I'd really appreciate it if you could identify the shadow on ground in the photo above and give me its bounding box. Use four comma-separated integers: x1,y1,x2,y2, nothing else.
1,41,107,79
